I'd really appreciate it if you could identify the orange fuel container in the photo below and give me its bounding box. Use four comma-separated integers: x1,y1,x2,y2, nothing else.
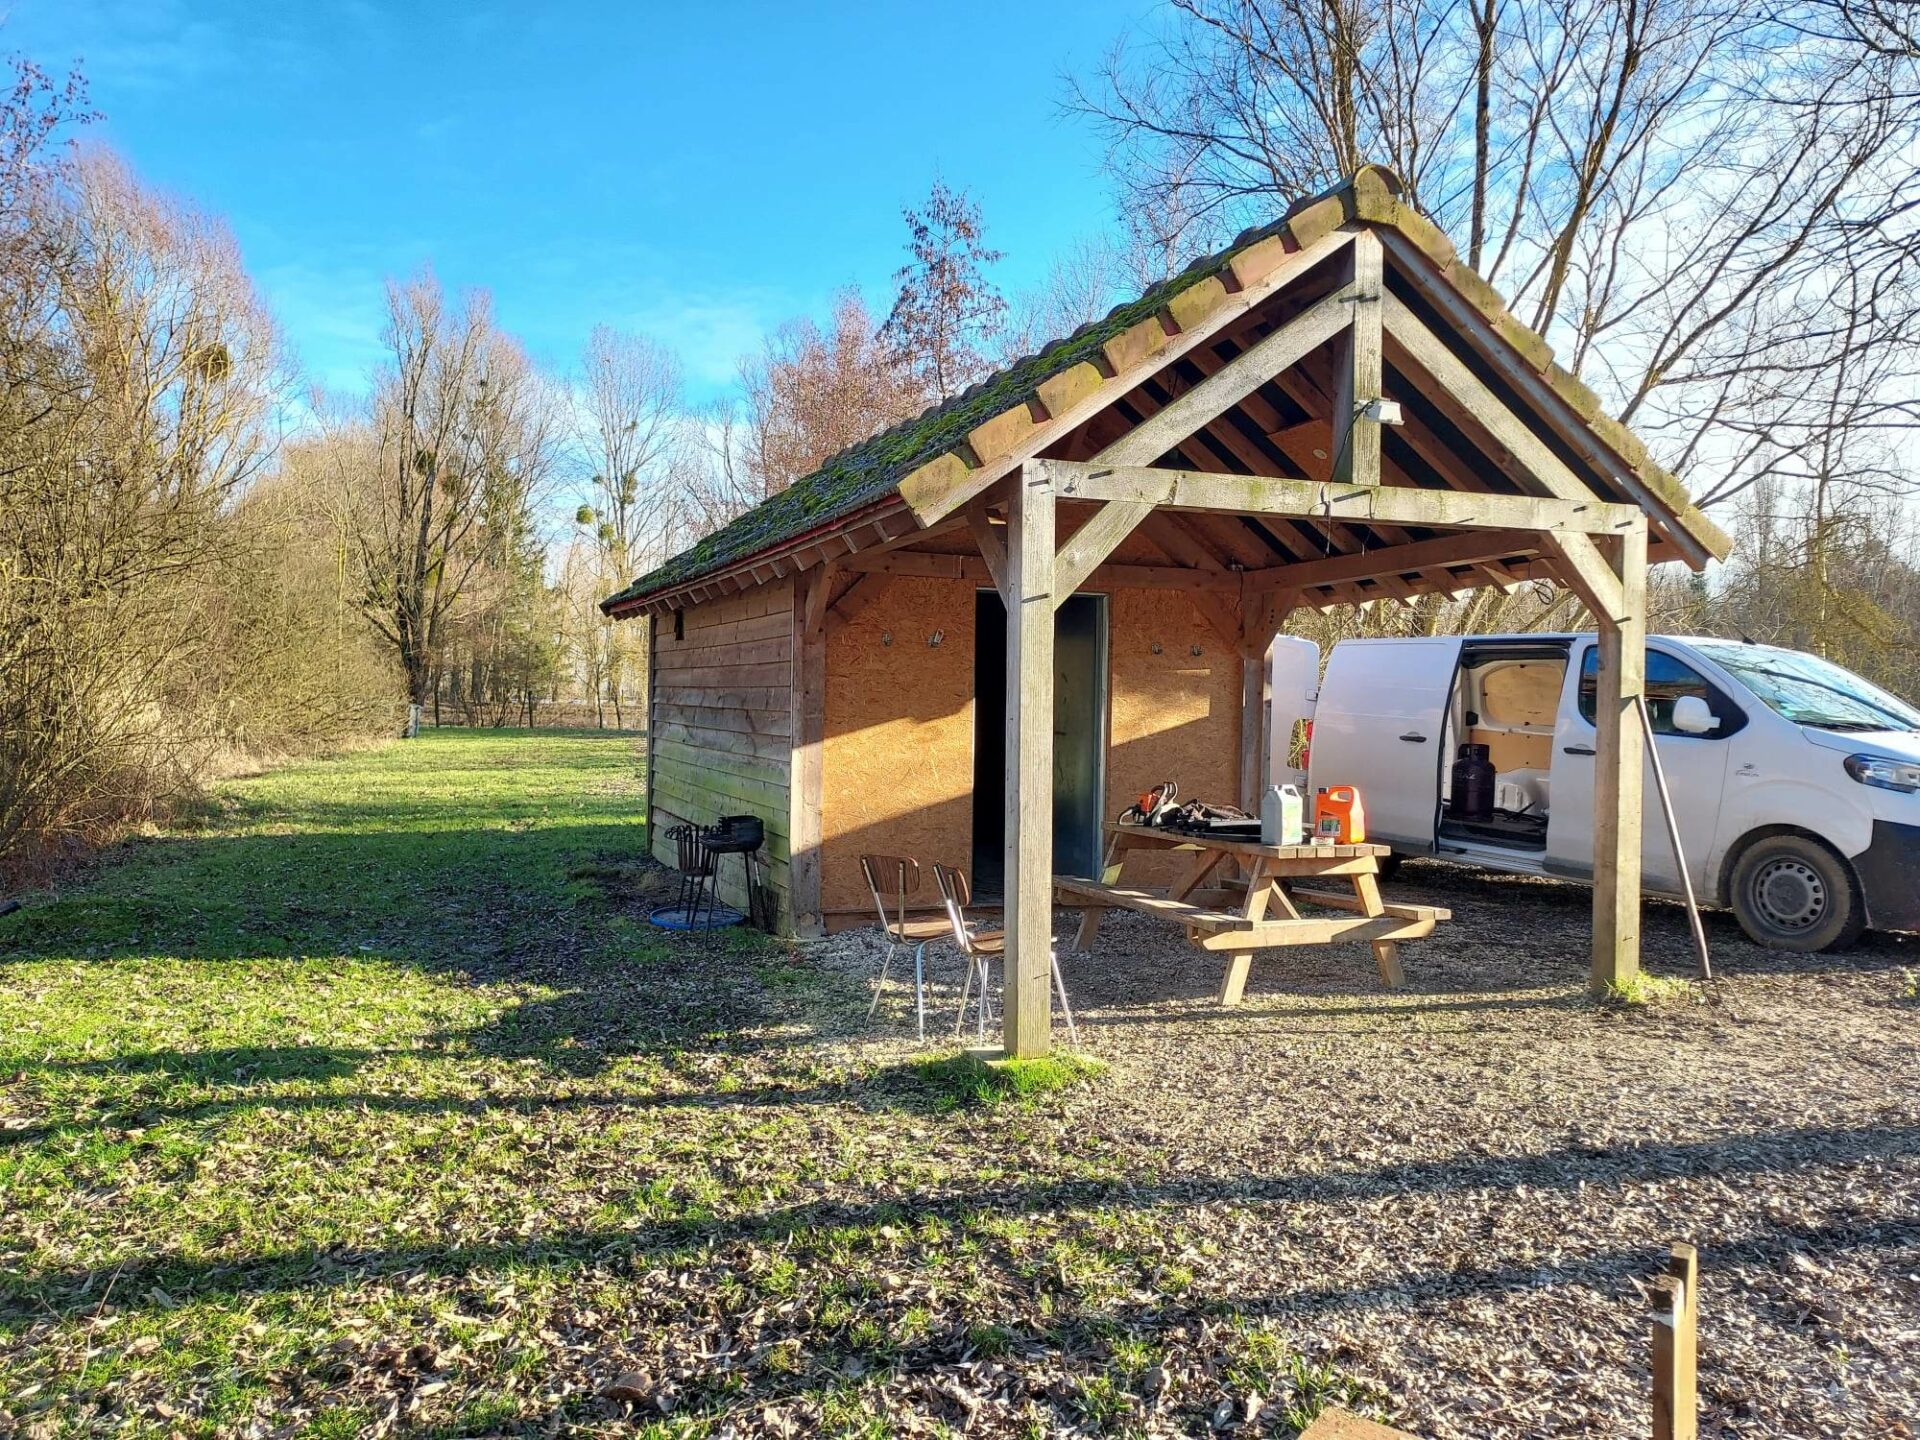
1314,785,1366,844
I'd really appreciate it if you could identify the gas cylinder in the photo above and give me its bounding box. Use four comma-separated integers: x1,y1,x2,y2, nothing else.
1448,743,1496,821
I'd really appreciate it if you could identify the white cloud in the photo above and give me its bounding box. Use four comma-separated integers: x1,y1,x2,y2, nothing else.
617,294,779,393
254,255,390,397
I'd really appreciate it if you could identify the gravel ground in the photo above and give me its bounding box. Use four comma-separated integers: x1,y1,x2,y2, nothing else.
813,859,1920,1437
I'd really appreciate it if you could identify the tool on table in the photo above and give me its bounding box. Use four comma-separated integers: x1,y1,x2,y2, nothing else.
1119,780,1181,826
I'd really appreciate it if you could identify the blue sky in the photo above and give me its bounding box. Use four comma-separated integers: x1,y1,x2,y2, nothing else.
5,0,1150,399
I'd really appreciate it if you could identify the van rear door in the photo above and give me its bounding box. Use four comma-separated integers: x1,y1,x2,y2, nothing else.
1310,638,1462,852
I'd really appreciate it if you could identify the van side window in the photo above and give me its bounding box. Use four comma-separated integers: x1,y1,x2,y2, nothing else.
1577,649,1746,736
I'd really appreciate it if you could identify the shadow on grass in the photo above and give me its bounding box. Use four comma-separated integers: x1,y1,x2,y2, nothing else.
3,1117,1914,1328
0,1039,1104,1148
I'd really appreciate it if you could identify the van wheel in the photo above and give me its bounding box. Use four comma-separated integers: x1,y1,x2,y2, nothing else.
1728,835,1865,952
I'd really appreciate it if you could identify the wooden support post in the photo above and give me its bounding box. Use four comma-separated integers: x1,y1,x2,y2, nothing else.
1003,464,1056,1058
1239,648,1267,813
788,568,826,937
1237,594,1289,811
1590,520,1647,994
1332,229,1384,488
1652,1242,1699,1440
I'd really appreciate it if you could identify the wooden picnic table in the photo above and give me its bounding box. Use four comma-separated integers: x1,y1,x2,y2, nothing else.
1054,823,1451,1005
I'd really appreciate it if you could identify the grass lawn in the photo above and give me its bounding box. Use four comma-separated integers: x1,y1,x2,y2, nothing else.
0,732,1215,1439
4,730,1916,1438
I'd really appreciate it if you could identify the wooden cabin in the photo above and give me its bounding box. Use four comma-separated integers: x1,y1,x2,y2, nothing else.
603,167,1729,1055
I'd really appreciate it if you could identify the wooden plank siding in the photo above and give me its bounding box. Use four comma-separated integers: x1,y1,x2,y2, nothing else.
648,580,797,923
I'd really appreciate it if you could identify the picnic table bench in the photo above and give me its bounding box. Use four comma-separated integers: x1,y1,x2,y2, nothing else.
1054,823,1450,1005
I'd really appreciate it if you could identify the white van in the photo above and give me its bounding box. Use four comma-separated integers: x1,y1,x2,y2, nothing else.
1271,634,1920,951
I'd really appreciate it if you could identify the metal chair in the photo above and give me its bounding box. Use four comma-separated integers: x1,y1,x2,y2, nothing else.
932,862,1078,1046
859,855,949,1041
668,824,717,930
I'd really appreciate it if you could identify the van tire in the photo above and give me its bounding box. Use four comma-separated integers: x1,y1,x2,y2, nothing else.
1728,834,1865,952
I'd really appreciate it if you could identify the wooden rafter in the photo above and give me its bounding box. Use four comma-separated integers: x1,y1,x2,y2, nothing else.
1376,228,1722,566
905,228,1357,528
1331,229,1384,488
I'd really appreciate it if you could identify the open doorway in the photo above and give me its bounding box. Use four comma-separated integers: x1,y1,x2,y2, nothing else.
971,589,1108,896
1437,641,1570,853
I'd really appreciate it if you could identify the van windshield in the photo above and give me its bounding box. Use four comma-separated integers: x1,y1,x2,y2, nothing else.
1691,641,1920,733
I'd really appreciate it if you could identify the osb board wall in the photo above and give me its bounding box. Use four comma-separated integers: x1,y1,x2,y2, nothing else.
1470,660,1562,774
818,579,1240,914
1104,590,1240,892
649,579,794,919
822,577,977,917
1480,662,1561,726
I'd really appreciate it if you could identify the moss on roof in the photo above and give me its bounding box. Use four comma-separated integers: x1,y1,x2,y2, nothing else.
602,165,1724,615
598,210,1306,613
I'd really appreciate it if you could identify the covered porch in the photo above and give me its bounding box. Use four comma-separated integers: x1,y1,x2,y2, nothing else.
823,214,1704,1057
607,168,1730,1059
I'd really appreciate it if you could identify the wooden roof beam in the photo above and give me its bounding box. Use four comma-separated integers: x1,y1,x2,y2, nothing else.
1036,460,1644,536
1377,229,1725,565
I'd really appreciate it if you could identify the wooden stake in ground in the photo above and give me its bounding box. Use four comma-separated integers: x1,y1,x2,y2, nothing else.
1636,696,1714,981
1652,1242,1700,1440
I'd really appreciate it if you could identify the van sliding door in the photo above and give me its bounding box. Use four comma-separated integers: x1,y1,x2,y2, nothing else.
1310,639,1462,852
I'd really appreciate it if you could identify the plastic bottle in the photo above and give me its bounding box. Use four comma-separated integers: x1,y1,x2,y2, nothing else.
1314,785,1367,844
1260,783,1282,845
1278,783,1305,845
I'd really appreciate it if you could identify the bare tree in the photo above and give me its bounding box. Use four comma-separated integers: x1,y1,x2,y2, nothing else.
1003,236,1132,360
575,325,685,570
741,290,925,495
881,181,1008,404
337,272,558,709
0,143,287,864
1071,0,1920,511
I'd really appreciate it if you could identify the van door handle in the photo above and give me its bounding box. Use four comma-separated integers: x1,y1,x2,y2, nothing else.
1399,732,1428,743
1563,744,1596,756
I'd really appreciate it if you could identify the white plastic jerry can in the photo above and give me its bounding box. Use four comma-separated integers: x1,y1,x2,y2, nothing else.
1278,783,1305,845
1262,783,1307,846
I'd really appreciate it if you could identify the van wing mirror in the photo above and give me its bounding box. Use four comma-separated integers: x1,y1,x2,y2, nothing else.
1671,695,1721,735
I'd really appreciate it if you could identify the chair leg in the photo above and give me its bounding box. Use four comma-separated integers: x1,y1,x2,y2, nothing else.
868,941,896,1019
1050,948,1079,1047
953,954,973,1039
976,958,991,1045
913,942,928,1043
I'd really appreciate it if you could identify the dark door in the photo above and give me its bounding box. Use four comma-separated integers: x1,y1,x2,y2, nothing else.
971,590,1108,895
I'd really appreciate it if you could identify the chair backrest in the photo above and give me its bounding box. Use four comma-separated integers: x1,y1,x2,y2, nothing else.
930,862,977,955
859,854,921,938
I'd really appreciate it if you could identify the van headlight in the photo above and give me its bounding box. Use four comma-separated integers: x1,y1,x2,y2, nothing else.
1845,753,1920,793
